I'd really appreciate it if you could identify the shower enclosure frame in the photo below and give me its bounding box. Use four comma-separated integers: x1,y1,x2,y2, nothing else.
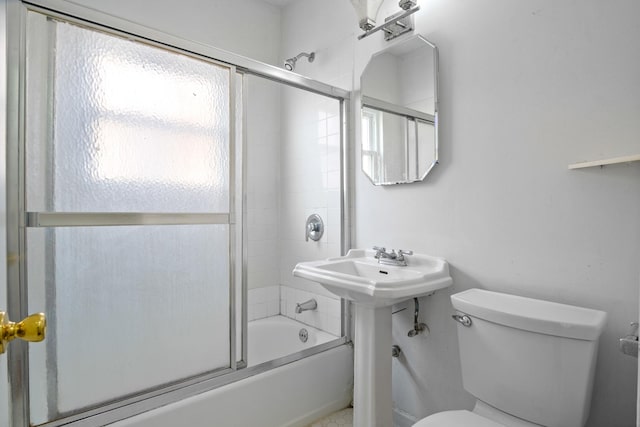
2,1,353,426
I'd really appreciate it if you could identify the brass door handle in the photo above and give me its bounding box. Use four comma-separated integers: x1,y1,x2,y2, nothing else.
0,311,46,354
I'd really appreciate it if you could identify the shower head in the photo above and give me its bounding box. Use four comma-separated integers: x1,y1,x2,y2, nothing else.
283,51,315,71
284,58,296,71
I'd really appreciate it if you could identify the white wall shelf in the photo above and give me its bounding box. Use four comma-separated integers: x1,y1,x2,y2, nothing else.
568,154,640,170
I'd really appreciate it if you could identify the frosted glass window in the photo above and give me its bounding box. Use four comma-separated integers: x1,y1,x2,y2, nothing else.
27,225,230,420
26,17,230,213
24,13,236,424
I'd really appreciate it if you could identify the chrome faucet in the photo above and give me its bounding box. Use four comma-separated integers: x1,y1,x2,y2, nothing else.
373,246,391,259
373,246,413,266
295,298,317,314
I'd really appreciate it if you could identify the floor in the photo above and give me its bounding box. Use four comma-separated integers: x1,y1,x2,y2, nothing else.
308,407,353,427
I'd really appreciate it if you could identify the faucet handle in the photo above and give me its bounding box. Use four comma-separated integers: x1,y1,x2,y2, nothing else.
373,246,386,258
398,249,413,257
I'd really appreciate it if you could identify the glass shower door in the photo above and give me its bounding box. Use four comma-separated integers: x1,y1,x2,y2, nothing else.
21,12,237,426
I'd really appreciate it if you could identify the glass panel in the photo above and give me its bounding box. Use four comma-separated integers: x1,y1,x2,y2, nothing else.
27,225,230,423
235,72,244,364
244,75,344,367
26,15,230,213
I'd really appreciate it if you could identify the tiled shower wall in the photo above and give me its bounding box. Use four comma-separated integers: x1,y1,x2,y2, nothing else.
247,285,341,337
280,285,341,337
246,77,344,331
246,77,281,293
277,10,355,331
271,17,354,337
246,45,349,336
278,86,342,293
276,85,344,335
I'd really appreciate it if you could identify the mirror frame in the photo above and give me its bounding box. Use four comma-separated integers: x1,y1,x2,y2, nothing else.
360,34,439,186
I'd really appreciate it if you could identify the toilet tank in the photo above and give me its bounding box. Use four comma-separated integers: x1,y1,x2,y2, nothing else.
451,289,607,427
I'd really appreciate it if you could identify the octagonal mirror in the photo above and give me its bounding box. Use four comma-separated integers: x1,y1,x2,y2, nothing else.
360,35,438,185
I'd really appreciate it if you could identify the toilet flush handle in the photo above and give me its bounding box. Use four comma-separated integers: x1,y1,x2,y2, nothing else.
452,313,472,327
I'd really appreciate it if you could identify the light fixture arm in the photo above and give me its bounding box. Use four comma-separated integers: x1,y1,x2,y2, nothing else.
350,0,419,32
349,0,385,31
357,5,420,40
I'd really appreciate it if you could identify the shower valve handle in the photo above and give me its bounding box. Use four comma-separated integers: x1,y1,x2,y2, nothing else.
305,214,324,242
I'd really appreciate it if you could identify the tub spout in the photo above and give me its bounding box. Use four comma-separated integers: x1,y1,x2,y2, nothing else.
295,298,317,314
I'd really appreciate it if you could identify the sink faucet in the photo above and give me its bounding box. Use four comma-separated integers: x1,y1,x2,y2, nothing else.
374,246,394,260
373,246,413,266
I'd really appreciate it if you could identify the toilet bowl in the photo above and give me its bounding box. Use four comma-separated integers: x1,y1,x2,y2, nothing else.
414,410,502,427
414,401,542,427
413,289,607,427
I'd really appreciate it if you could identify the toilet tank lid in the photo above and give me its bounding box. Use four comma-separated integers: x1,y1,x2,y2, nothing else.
451,289,607,341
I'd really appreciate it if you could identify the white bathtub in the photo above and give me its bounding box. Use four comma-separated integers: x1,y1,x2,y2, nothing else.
248,315,338,366
111,316,353,427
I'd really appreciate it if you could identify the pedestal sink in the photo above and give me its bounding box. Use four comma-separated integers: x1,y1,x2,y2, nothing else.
293,249,452,427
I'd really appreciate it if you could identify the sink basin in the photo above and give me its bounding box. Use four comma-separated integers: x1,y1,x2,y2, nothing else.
293,249,452,307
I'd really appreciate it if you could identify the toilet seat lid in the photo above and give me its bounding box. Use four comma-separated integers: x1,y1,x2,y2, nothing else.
413,410,505,427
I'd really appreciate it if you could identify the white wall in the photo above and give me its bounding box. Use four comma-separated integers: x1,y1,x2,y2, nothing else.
282,0,640,425
63,0,281,64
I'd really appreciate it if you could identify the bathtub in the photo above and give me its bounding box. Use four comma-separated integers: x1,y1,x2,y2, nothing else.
248,315,338,366
111,316,353,427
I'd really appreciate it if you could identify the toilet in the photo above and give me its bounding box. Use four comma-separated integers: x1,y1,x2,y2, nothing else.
414,288,607,427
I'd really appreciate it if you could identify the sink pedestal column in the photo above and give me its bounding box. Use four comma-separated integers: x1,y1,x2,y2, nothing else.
353,304,393,427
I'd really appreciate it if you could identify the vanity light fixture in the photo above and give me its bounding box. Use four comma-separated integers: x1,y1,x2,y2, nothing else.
399,0,417,10
349,0,385,31
355,0,420,41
